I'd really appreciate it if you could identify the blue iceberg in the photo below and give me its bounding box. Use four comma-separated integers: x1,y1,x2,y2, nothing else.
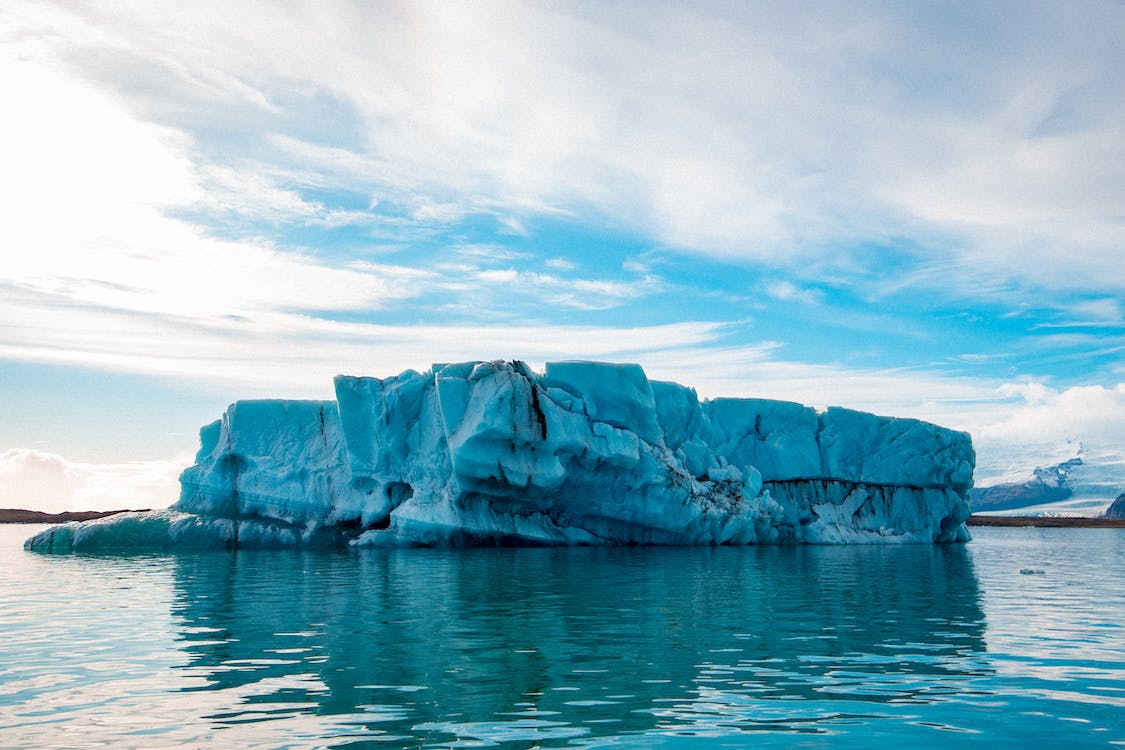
27,361,974,552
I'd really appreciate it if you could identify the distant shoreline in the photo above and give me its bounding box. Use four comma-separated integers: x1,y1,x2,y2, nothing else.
0,508,147,524
968,515,1125,528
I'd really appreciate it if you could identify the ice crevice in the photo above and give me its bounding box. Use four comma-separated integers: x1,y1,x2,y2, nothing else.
26,360,975,552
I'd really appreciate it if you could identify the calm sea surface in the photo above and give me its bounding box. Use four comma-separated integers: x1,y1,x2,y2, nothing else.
0,524,1122,748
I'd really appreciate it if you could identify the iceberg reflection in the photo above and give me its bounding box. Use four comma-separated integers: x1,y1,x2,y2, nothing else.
167,544,988,745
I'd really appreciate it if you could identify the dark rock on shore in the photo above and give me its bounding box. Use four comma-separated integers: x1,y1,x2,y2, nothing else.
0,508,144,524
968,514,1125,528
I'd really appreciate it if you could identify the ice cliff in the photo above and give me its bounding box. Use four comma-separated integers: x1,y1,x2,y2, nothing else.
26,361,974,552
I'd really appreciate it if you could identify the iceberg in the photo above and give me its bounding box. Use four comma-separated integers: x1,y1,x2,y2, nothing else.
26,361,974,552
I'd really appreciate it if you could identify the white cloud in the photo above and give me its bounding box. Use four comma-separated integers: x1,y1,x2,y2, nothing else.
464,268,661,311
452,245,532,264
9,0,1118,297
0,448,185,514
1046,299,1124,327
0,279,732,395
976,382,1125,448
195,164,327,224
6,3,1107,258
544,258,577,271
765,280,823,306
0,39,438,325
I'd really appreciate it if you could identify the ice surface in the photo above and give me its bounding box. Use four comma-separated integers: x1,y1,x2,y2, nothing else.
26,360,975,552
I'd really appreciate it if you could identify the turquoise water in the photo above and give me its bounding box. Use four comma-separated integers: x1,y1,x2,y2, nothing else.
1,525,1122,748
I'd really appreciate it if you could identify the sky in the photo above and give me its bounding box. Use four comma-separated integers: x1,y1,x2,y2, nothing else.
2,0,1124,512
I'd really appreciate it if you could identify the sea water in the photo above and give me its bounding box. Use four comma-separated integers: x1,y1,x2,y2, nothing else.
0,525,1121,748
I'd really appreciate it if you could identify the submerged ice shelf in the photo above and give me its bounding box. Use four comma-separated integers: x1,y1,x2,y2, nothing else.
27,361,974,552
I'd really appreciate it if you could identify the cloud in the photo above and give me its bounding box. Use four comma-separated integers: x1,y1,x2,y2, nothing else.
0,448,185,514
194,164,329,224
0,278,733,395
1034,299,1125,329
976,382,1125,448
0,40,434,323
765,280,823,306
451,244,533,264
3,0,1122,350
9,0,1120,303
467,268,661,311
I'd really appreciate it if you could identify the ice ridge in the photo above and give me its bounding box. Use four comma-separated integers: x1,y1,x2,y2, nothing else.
26,361,974,552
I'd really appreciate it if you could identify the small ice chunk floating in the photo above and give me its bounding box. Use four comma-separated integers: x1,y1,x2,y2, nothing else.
27,361,973,552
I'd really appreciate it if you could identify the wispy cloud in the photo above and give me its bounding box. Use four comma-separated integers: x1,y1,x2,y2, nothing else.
12,1,1120,286
451,244,533,264
466,268,662,311
0,278,733,395
9,0,1124,307
1031,298,1125,329
765,280,823,306
544,258,577,271
0,40,433,323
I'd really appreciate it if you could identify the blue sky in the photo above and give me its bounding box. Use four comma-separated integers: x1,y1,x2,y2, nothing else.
2,1,1124,511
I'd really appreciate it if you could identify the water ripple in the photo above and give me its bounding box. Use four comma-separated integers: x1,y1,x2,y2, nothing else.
1,526,1123,748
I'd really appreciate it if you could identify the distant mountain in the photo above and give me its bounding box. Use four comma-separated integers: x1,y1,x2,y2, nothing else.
970,458,1082,513
1104,494,1125,519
